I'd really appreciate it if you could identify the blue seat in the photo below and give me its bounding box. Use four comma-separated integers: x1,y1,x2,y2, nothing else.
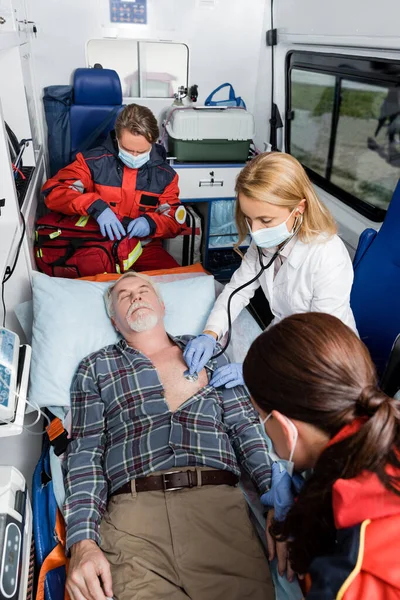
351,180,400,375
70,68,123,158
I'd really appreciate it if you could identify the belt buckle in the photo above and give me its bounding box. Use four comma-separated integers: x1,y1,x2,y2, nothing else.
162,470,192,492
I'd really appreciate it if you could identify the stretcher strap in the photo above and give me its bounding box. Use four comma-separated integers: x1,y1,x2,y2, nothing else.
46,418,65,442
46,418,70,456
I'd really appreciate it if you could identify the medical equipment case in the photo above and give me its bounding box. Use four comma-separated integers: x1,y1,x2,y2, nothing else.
165,107,255,162
0,467,32,600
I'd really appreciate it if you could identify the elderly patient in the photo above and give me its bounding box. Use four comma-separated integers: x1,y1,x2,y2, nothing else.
64,272,274,600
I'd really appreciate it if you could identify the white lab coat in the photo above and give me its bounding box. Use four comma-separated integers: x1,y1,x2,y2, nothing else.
205,234,357,338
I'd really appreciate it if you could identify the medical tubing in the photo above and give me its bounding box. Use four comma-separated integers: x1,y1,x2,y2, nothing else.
0,372,50,435
211,220,303,360
212,249,279,359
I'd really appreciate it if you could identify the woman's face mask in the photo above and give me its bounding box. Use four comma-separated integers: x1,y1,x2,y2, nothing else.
261,413,298,476
248,208,297,249
118,145,151,170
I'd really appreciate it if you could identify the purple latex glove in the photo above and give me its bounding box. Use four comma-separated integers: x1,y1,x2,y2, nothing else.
127,217,151,239
96,208,126,241
183,334,217,375
209,363,244,389
260,462,305,522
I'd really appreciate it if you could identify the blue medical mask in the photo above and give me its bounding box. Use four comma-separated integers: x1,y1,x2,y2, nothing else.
260,413,298,477
249,208,298,249
118,145,151,170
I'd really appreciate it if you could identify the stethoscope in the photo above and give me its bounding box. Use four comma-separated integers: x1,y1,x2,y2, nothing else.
212,215,303,359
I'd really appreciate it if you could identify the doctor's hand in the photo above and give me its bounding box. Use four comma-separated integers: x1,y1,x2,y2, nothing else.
127,217,151,239
67,539,113,600
183,333,217,375
265,509,295,582
260,462,305,522
209,363,244,389
96,207,126,241
261,463,305,580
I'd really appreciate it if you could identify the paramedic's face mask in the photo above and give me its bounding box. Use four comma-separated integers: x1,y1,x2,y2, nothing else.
112,278,164,334
261,413,298,476
239,194,302,249
118,130,152,169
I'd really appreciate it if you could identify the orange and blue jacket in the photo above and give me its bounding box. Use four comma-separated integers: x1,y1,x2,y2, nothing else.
307,422,400,599
42,132,184,240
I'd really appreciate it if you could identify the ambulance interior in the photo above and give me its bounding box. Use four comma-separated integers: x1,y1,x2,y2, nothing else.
0,0,400,598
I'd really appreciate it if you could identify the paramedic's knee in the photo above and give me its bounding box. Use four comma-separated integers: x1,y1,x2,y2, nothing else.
67,540,113,600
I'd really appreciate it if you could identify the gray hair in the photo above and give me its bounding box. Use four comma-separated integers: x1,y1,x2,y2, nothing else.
104,272,162,318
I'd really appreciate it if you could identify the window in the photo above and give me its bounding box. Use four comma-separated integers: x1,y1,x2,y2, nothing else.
287,52,400,221
87,40,189,99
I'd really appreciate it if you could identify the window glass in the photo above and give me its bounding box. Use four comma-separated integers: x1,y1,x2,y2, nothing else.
332,81,400,211
287,52,400,221
139,42,188,98
290,70,335,178
87,39,188,99
87,39,139,96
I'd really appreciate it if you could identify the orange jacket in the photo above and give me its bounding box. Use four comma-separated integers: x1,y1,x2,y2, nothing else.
42,133,184,240
307,421,400,599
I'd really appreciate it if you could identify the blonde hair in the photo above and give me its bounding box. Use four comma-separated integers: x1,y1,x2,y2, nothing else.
104,272,161,318
234,152,337,248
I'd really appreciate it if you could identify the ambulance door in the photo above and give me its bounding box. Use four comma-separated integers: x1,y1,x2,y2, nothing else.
264,0,400,257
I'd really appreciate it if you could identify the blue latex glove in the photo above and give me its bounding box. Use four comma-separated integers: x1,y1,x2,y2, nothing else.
183,334,217,375
96,208,126,241
209,363,244,389
260,463,305,522
127,217,151,239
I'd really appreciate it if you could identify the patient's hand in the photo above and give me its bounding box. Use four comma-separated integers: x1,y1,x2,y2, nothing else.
67,540,113,600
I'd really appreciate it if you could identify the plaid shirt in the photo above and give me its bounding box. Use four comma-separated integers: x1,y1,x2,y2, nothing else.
64,336,272,551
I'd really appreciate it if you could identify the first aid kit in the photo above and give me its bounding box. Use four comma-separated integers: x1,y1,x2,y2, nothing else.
165,106,255,162
34,212,142,278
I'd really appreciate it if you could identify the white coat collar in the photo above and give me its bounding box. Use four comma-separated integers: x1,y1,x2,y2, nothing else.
259,235,310,271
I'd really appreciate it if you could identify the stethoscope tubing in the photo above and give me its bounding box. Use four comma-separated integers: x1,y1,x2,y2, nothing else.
212,217,302,359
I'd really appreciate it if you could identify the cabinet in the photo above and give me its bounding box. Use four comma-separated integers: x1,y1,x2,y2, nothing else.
173,163,249,281
0,0,28,46
0,2,45,487
0,12,43,340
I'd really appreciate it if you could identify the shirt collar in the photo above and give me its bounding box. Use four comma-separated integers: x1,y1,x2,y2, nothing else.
117,334,219,372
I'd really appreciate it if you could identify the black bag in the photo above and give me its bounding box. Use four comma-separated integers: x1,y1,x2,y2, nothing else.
163,205,203,266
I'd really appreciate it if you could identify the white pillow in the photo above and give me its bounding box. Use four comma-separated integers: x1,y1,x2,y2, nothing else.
29,272,215,409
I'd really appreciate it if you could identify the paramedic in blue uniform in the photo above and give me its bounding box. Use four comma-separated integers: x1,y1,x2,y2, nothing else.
42,103,187,271
184,152,357,387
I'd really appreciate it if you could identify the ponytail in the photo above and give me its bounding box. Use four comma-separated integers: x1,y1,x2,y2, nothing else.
279,387,400,574
351,388,400,491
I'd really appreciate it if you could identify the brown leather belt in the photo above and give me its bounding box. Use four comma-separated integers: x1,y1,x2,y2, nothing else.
112,469,239,496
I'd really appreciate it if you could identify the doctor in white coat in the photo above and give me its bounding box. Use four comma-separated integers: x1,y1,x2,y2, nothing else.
184,152,357,388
